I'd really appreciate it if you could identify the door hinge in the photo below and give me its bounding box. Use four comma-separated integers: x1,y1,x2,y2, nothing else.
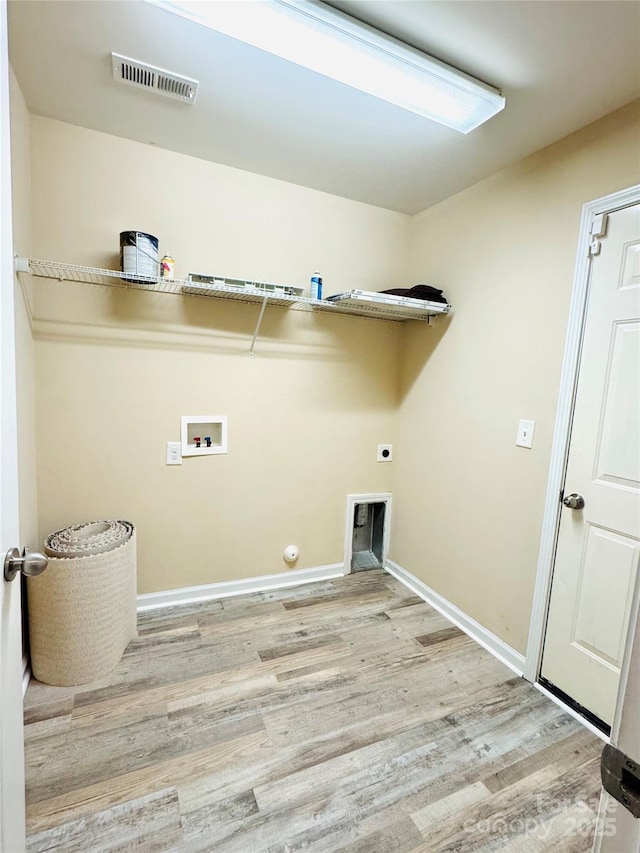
588,213,608,256
601,743,640,818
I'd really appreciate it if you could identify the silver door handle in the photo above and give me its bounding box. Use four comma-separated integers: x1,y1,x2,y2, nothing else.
563,493,585,510
4,547,48,582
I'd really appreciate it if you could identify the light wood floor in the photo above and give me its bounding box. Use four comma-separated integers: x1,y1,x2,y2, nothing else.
24,569,604,852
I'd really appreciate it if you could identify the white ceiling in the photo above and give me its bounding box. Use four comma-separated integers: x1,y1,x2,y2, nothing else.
7,0,640,214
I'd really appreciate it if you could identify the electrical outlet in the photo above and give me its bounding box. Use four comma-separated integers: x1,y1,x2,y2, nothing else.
377,444,393,462
166,441,182,465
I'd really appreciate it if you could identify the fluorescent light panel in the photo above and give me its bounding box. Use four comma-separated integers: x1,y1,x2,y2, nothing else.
148,0,505,133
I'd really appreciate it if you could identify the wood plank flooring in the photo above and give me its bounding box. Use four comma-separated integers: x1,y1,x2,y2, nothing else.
23,569,605,852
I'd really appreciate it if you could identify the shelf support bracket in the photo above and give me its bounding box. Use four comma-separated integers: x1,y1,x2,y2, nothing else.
249,295,269,357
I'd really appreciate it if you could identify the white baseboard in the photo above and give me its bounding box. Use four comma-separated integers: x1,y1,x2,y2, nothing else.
385,559,526,677
137,563,345,612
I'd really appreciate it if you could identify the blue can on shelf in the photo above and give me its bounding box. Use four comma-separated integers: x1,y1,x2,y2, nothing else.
310,272,323,300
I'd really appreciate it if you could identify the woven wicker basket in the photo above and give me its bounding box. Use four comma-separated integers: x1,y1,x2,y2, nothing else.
28,521,137,686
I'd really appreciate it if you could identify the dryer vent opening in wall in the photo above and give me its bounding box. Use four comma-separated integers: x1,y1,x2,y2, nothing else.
345,493,392,574
352,502,386,571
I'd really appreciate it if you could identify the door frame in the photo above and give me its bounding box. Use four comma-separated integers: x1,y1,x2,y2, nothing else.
0,0,27,848
524,184,640,696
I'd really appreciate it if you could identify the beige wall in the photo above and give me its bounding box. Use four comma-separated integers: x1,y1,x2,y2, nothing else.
392,101,640,655
30,118,410,593
9,67,37,550
21,100,640,650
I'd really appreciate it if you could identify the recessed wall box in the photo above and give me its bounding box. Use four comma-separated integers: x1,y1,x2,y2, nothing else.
181,415,228,457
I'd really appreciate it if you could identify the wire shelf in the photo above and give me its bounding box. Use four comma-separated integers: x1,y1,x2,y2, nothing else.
16,258,448,323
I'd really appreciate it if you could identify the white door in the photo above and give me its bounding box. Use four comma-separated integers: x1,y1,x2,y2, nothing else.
541,202,640,727
0,0,27,849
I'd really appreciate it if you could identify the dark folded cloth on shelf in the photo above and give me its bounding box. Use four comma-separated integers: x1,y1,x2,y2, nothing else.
381,284,448,304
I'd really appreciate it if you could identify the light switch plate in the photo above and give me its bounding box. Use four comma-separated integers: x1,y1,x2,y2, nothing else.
516,419,535,449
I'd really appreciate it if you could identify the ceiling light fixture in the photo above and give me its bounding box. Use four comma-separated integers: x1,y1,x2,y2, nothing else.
147,0,505,133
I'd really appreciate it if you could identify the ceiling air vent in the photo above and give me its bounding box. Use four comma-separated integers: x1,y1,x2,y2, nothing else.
111,53,199,104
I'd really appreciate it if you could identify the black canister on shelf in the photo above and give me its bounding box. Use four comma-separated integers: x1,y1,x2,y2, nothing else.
120,231,159,283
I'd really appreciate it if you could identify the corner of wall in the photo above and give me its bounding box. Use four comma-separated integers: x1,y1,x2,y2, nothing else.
393,102,640,656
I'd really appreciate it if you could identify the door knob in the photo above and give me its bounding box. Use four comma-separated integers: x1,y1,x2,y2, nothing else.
563,493,585,510
4,547,48,582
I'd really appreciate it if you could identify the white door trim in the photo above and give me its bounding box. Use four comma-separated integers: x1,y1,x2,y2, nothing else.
1,1,27,847
524,184,640,685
